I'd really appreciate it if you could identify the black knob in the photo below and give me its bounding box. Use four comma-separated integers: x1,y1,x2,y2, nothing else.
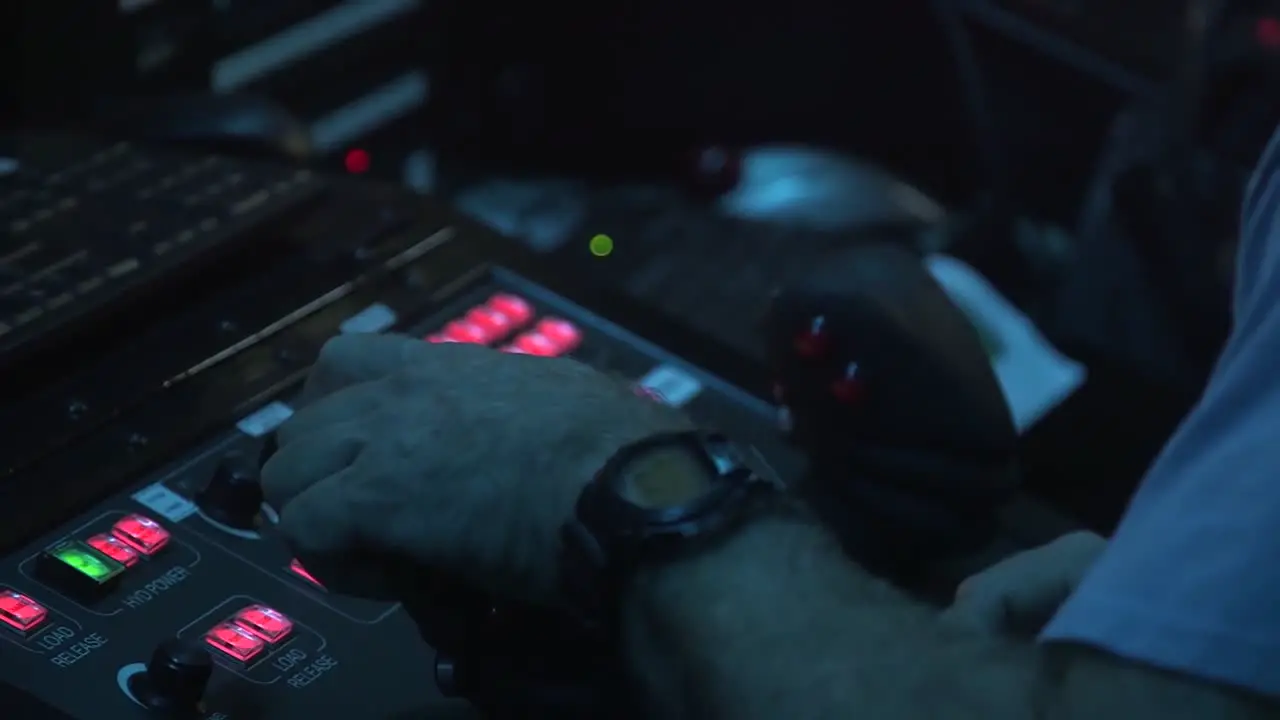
129,638,212,714
196,453,264,530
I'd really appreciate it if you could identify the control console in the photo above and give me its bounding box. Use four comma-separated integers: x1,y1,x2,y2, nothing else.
0,136,1036,719
0,265,800,719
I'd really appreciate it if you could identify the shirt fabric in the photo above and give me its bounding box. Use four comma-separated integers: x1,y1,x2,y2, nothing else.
1040,125,1280,697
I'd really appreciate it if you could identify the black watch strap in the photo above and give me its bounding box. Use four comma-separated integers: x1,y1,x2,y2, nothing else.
559,430,778,635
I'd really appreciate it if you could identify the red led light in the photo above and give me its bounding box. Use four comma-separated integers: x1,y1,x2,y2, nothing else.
442,321,490,344
234,605,293,643
485,294,534,326
205,622,266,662
511,332,560,356
466,307,516,340
344,148,371,174
534,318,581,353
288,559,325,589
0,590,48,632
86,534,140,567
111,515,170,555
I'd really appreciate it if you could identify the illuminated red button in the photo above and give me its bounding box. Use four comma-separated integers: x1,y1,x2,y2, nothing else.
86,534,140,567
288,559,325,589
111,514,170,555
205,622,266,662
486,293,534,326
512,332,560,357
535,318,581,353
234,605,293,643
0,590,48,632
466,306,516,340
442,321,490,344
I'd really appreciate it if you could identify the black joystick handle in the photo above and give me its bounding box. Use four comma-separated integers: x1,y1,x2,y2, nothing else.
196,453,264,530
764,243,1018,581
129,638,212,715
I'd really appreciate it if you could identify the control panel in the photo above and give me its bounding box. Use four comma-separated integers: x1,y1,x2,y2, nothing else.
0,268,801,719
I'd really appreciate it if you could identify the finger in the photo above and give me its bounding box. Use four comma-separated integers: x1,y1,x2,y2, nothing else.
261,422,366,511
297,333,432,407
277,381,382,447
948,532,1106,634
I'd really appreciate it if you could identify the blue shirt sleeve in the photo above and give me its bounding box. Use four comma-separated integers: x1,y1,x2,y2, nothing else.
1039,126,1280,697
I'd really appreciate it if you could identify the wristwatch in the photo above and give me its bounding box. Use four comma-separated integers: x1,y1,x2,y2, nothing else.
559,430,780,633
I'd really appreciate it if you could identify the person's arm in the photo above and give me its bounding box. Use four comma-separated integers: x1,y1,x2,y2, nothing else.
618,506,1276,720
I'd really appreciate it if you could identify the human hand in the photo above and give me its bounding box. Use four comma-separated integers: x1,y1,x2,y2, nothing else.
943,531,1107,636
261,334,692,606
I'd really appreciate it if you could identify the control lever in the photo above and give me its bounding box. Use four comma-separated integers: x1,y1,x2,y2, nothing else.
765,243,1018,582
128,638,212,716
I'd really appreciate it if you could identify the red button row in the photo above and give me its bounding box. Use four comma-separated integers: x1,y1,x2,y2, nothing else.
80,514,171,570
205,604,295,662
427,292,582,357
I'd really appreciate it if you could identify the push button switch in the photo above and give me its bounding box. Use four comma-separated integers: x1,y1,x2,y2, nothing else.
441,321,488,344
233,605,293,643
535,318,581,353
509,332,560,357
486,293,534,326
0,589,48,633
111,514,170,555
36,540,125,601
465,306,516,342
204,622,266,663
86,534,140,567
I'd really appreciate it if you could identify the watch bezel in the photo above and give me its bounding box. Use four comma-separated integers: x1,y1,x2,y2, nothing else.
560,430,777,631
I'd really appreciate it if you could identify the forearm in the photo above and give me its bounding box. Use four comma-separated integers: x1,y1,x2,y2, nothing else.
620,511,1276,720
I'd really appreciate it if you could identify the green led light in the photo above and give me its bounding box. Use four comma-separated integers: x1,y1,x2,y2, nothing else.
47,542,123,584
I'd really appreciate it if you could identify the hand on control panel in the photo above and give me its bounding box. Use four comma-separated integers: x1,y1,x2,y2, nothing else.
261,334,691,606
261,334,693,716
764,242,1019,578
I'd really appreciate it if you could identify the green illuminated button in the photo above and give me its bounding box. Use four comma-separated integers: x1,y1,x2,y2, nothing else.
36,541,125,602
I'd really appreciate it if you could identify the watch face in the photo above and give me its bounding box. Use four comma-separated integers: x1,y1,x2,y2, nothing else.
617,446,718,509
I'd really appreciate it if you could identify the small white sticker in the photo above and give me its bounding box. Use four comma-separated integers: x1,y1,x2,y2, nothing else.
339,303,397,334
236,401,294,437
635,365,704,408
132,483,197,522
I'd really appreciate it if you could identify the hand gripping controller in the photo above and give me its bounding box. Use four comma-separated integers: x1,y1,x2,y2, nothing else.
765,242,1019,582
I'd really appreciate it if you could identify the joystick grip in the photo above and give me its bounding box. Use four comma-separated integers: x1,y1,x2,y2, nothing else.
765,243,1018,578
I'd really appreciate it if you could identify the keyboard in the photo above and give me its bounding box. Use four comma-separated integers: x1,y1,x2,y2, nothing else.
0,136,324,366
